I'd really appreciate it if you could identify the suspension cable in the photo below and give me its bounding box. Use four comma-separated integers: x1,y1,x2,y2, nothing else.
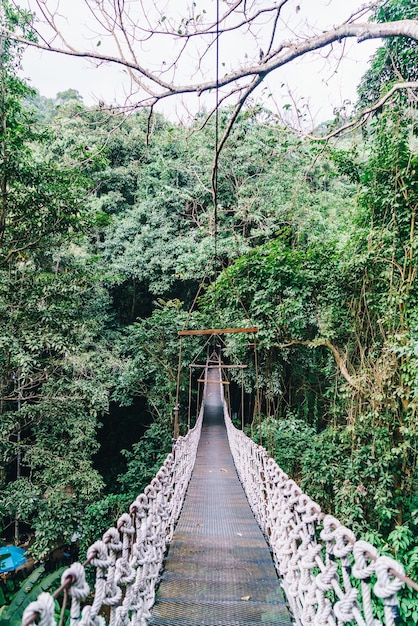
212,0,220,322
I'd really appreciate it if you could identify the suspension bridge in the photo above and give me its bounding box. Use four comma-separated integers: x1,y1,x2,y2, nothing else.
21,349,414,626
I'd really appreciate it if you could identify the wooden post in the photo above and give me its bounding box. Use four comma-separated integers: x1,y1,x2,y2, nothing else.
173,404,179,440
178,327,258,337
189,364,248,369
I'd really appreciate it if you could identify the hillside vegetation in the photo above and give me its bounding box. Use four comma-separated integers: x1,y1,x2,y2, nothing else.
0,0,417,622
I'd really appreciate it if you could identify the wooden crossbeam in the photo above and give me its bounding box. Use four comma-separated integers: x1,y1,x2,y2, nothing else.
189,364,248,369
197,379,230,384
178,327,258,337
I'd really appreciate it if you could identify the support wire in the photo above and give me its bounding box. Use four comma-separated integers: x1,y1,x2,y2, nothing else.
211,0,220,322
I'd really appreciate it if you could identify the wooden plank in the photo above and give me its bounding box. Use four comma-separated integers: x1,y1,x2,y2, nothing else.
189,364,248,369
197,379,230,384
178,327,258,337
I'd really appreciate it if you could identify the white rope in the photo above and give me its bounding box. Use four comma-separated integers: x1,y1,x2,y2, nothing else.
62,561,90,625
22,377,409,626
223,397,406,626
21,404,204,626
22,593,56,626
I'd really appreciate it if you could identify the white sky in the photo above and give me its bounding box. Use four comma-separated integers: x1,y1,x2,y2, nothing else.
19,0,380,125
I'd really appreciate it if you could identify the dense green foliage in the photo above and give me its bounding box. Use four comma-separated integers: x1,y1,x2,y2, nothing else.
0,0,416,621
358,0,418,108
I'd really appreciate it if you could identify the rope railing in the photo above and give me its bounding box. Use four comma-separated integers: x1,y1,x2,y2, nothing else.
21,404,204,626
223,400,410,626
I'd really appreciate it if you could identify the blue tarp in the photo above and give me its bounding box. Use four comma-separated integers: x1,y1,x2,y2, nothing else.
0,546,27,573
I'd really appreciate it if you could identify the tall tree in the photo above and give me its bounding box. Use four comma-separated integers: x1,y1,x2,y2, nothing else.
0,1,110,558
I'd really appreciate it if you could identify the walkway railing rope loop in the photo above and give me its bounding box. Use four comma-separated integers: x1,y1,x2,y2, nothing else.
20,378,417,626
21,405,204,626
222,392,414,626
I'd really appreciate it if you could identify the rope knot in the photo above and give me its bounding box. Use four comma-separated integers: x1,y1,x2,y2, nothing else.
287,482,302,506
87,540,109,569
22,592,56,626
374,555,404,599
130,493,149,519
352,540,378,580
313,596,333,624
295,493,311,514
117,512,135,535
315,560,338,591
145,485,158,501
320,515,340,543
103,527,123,552
334,525,356,558
301,544,322,570
61,562,90,600
103,582,122,606
301,499,321,525
156,466,170,485
115,556,136,585
334,587,359,622
79,605,106,626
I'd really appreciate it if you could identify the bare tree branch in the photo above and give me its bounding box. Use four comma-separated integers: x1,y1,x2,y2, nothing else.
3,0,418,112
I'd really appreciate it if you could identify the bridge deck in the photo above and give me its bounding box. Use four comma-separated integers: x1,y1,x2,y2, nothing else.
150,382,292,625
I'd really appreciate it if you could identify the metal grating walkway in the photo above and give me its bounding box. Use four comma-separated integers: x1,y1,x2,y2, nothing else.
150,381,292,625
